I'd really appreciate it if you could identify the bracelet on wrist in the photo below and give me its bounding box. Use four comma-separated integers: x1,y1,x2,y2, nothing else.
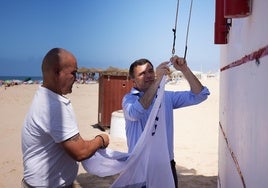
95,135,106,149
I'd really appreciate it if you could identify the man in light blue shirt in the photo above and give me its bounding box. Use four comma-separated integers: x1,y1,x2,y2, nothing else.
122,56,210,187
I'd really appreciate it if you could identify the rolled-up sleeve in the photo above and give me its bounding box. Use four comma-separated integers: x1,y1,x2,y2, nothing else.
169,86,210,109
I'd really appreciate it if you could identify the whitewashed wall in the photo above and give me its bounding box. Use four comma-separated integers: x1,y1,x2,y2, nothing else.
219,1,268,188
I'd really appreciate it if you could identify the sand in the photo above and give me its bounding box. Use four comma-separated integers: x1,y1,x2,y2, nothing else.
0,77,219,188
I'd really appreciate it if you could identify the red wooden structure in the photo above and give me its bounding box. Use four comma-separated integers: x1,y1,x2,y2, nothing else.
98,71,133,129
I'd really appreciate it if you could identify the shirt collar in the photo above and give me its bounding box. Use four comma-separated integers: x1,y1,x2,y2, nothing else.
39,85,71,105
130,87,144,97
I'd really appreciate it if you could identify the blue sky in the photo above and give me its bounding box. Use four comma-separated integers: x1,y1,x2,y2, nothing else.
0,0,219,76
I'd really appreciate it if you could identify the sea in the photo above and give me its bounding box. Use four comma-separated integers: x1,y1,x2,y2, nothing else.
0,76,43,82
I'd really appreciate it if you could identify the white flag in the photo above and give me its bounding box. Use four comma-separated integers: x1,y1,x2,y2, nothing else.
82,148,129,177
82,76,175,188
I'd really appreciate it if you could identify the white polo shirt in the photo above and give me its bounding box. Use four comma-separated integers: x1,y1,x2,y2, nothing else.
22,86,79,187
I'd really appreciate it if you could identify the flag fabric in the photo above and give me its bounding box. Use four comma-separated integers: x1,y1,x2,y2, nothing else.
82,148,129,177
82,76,175,188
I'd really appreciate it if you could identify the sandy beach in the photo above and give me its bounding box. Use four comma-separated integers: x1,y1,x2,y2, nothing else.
0,77,219,188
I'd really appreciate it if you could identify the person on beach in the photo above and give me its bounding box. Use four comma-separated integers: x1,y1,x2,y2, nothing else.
21,48,109,187
122,56,210,187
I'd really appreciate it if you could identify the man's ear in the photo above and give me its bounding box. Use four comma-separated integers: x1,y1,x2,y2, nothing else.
132,79,137,87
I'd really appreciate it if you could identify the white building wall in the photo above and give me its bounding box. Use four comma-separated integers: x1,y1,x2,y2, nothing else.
219,0,268,188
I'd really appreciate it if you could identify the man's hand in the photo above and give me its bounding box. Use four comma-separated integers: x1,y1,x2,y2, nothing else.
170,55,187,72
155,61,170,79
170,55,203,94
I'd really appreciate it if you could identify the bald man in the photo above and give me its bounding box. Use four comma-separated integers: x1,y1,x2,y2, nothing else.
21,48,109,187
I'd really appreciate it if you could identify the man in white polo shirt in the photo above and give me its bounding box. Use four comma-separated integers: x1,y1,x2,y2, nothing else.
21,48,109,187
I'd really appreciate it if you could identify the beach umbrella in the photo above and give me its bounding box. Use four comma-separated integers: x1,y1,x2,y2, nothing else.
23,77,31,82
4,80,11,84
77,67,90,73
88,68,103,73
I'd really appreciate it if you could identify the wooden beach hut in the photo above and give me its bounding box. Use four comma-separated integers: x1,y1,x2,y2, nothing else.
98,67,133,129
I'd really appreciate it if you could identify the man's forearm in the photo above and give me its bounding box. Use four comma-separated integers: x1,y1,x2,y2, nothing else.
139,77,162,109
181,66,203,94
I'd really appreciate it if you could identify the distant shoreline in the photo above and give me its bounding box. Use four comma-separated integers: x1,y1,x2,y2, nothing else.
0,76,43,81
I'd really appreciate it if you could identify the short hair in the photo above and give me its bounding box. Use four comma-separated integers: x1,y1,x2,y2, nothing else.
129,58,154,79
41,48,61,74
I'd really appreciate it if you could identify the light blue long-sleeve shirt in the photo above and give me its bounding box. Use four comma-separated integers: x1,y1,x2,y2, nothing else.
122,86,210,160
